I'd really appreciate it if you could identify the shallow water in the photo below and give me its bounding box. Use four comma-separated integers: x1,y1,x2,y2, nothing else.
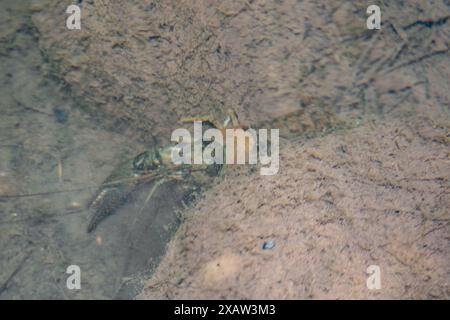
1,0,449,300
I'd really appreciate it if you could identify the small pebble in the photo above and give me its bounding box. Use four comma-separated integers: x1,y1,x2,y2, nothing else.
68,201,81,209
262,240,276,250
53,107,69,124
96,236,103,245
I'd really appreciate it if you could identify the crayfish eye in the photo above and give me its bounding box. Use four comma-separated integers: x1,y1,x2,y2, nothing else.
151,152,162,169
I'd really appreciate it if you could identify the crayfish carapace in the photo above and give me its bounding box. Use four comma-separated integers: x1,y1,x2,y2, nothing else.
87,108,244,233
87,103,344,232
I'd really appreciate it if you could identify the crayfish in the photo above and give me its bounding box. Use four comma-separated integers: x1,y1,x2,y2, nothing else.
87,109,243,232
